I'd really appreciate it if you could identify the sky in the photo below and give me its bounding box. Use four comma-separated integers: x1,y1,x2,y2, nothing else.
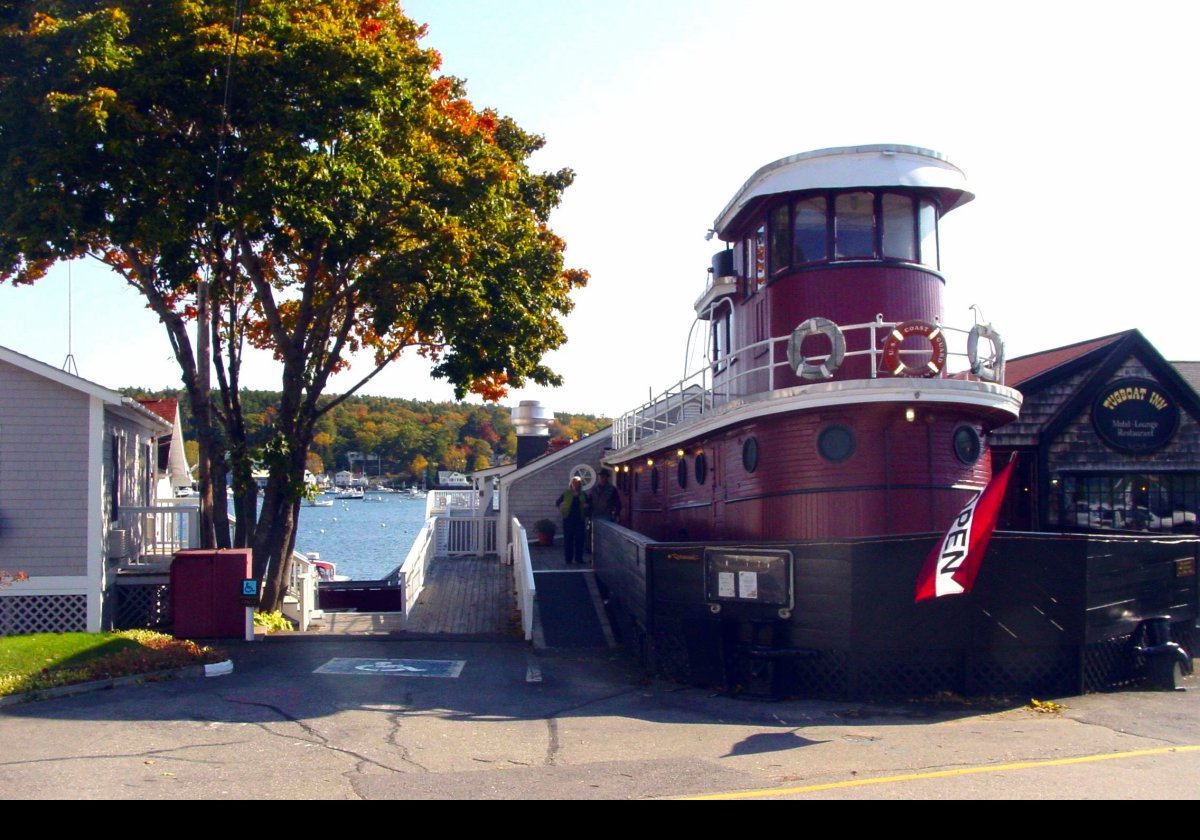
1,0,1196,418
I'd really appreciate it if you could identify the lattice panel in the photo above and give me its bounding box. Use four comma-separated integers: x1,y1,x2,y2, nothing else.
115,584,172,630
650,625,693,683
851,656,965,700
968,649,1077,696
0,595,87,635
792,650,849,699
1083,634,1139,691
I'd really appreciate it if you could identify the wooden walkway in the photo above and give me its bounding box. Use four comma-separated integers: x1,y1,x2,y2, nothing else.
404,556,517,636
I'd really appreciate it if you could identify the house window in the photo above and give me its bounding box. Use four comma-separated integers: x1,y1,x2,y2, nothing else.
109,434,121,522
144,442,155,504
1058,473,1200,533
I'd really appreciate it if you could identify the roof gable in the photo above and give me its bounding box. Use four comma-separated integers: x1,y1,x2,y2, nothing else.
1005,331,1130,389
1023,331,1200,442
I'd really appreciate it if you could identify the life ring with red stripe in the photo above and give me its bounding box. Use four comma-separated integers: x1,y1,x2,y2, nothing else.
881,320,947,378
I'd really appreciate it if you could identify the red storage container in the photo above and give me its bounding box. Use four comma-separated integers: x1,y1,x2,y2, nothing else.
171,549,253,638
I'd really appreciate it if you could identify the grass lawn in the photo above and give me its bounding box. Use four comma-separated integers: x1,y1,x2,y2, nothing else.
0,630,224,697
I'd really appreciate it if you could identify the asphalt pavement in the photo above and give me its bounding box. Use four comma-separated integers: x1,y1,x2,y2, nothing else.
2,636,1199,799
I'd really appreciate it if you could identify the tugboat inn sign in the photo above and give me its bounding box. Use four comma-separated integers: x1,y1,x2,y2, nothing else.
1092,378,1179,453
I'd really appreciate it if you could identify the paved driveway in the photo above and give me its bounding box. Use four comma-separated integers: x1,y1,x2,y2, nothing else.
3,638,1199,799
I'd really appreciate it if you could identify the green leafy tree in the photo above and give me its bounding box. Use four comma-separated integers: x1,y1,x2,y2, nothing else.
0,1,586,608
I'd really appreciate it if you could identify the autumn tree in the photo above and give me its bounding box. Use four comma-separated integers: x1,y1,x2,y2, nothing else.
0,1,586,608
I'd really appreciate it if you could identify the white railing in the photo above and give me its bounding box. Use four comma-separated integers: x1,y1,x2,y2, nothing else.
426,489,478,517
119,501,200,562
510,517,536,641
387,518,436,616
284,550,317,631
435,515,498,557
613,316,998,449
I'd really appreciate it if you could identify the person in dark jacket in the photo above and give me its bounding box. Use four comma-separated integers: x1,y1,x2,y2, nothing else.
589,469,621,522
556,475,591,565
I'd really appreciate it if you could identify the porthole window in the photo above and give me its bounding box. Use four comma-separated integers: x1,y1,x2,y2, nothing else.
817,425,855,463
677,458,688,489
742,437,759,473
695,453,708,485
954,425,983,465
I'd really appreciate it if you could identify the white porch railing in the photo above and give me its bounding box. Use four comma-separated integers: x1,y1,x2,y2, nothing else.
435,515,498,557
118,501,200,563
509,517,536,642
612,316,1002,449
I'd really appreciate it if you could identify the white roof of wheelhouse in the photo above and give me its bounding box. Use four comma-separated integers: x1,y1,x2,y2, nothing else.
714,145,974,239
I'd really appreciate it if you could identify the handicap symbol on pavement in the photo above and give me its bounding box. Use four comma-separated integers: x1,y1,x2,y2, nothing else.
354,661,428,673
314,658,466,678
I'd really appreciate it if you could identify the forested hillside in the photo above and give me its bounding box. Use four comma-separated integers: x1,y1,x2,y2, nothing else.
123,388,609,485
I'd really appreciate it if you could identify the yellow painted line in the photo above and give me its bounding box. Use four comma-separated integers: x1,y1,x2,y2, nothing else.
681,744,1200,800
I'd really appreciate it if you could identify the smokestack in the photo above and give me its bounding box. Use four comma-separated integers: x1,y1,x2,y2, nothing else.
512,400,552,468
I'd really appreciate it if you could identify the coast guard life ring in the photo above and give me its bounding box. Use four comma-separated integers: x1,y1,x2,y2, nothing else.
881,320,947,378
788,317,845,380
967,323,1004,382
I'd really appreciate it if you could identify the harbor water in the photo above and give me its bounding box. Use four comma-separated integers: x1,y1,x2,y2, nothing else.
292,494,429,580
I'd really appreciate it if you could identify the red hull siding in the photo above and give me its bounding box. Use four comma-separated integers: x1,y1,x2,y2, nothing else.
619,402,993,542
725,264,945,396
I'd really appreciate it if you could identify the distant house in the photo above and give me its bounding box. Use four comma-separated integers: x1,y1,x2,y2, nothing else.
436,470,471,488
0,346,172,634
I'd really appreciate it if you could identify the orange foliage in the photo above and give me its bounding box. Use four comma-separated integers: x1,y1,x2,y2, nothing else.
470,372,509,403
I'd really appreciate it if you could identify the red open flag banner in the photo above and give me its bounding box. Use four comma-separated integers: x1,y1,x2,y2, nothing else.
915,455,1017,602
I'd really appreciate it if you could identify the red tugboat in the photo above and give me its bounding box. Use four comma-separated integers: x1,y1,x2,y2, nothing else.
594,146,1197,698
609,145,1020,543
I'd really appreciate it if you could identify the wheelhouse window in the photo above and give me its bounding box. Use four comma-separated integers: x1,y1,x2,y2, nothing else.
769,205,790,275
737,189,941,273
918,199,939,268
881,193,917,261
753,225,766,289
792,197,827,264
834,192,875,258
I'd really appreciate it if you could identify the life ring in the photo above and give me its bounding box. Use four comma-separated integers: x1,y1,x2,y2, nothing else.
967,323,1004,382
881,320,947,378
787,317,845,380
